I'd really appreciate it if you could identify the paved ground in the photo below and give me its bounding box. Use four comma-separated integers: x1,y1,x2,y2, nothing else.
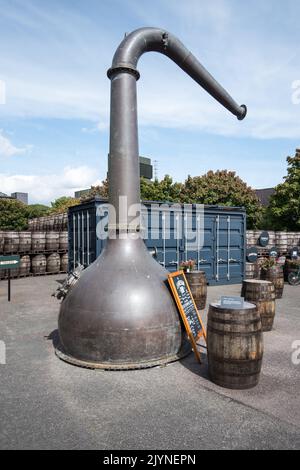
0,274,299,450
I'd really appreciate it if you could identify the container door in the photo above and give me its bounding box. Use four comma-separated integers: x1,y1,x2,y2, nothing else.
160,207,181,271
200,215,215,282
182,209,215,283
215,215,228,282
144,204,164,267
164,209,182,272
215,214,244,283
227,215,245,282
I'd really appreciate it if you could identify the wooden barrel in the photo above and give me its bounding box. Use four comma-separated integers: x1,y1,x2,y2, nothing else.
59,231,68,251
31,232,46,251
241,280,276,332
9,265,20,278
0,268,6,280
4,232,19,253
63,213,68,230
47,253,61,273
275,232,288,253
19,231,32,252
261,265,284,299
284,259,300,281
246,230,256,247
245,262,260,279
185,271,207,310
287,232,298,249
19,255,31,276
207,302,263,389
46,231,59,251
0,231,4,253
60,253,68,273
267,231,275,249
32,255,46,274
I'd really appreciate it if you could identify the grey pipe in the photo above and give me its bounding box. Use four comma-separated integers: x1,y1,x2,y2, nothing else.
108,27,246,120
107,27,246,229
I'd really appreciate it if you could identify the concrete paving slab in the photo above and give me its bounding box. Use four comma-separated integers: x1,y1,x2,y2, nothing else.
0,275,299,450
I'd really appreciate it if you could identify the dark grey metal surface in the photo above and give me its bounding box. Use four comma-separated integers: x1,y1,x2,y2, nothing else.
58,27,247,369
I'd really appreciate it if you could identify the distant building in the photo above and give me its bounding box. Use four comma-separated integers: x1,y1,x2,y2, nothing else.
255,188,275,207
11,192,28,205
0,192,13,200
139,156,153,180
74,188,91,199
0,192,28,204
75,156,153,198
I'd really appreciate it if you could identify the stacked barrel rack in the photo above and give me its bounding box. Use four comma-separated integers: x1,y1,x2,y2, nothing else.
0,214,69,280
245,230,300,281
246,230,300,256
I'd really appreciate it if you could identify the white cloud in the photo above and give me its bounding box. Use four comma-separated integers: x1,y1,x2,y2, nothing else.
0,0,300,140
0,165,102,204
81,121,109,134
0,129,28,157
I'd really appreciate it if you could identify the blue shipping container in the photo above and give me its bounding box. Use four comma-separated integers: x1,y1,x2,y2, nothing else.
68,198,246,286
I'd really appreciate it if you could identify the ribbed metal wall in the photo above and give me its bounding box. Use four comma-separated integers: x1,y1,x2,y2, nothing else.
68,198,246,286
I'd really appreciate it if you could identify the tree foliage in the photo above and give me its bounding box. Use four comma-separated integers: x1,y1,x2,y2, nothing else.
181,171,262,228
80,179,109,201
266,152,300,230
27,204,50,219
49,196,80,214
72,171,262,229
0,199,29,230
140,175,183,202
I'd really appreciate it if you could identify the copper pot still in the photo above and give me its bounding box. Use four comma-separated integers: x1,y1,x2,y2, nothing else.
56,27,247,369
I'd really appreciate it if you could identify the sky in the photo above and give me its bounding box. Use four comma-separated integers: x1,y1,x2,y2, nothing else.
0,0,300,204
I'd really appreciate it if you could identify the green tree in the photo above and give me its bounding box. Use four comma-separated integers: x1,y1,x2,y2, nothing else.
182,170,262,228
267,151,300,230
0,199,29,230
27,204,50,219
80,179,109,201
140,175,183,202
49,196,80,214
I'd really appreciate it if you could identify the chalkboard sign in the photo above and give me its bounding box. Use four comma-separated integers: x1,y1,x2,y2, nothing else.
168,271,206,363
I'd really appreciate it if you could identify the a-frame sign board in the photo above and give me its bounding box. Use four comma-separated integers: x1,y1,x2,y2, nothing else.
168,271,206,363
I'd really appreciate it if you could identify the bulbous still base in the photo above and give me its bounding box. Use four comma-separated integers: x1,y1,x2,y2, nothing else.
57,237,191,369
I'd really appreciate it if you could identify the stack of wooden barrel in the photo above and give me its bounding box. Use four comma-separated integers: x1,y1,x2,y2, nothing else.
28,213,68,232
0,228,69,280
246,229,300,254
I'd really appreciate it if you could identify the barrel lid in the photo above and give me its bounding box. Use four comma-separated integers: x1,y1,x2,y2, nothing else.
290,246,299,259
259,231,269,247
246,246,258,263
269,247,278,257
210,301,256,310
